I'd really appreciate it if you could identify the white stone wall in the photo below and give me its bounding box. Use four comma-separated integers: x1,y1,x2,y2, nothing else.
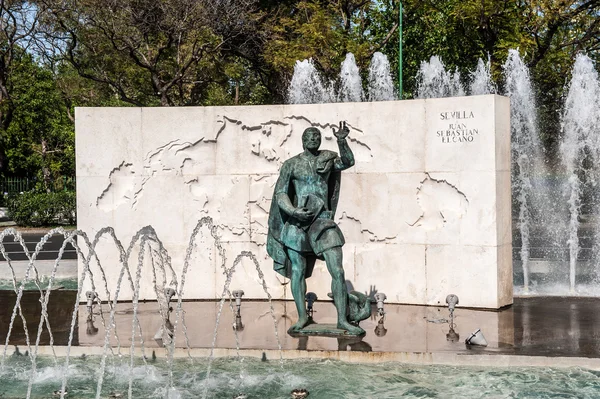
76,95,512,308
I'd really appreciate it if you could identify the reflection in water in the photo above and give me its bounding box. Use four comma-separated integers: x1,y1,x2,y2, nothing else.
512,297,600,357
374,317,387,337
446,327,459,342
233,314,244,331
294,334,373,352
337,336,372,352
86,315,98,336
297,335,308,351
0,290,78,346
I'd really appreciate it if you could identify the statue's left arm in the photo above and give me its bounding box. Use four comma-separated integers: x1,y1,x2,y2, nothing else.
273,161,296,216
332,121,355,171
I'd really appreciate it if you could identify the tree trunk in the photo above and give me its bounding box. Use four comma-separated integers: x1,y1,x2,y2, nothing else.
0,145,5,173
160,92,170,106
41,138,51,193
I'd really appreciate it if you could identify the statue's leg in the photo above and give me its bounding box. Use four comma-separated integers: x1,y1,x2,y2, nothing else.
287,249,310,333
322,247,365,335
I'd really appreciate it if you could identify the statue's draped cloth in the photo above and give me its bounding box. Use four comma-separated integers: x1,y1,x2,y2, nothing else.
267,150,344,279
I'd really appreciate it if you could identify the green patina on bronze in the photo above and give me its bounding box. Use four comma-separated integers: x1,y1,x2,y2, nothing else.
267,121,371,336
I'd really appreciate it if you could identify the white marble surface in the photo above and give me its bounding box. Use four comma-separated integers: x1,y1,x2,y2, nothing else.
76,95,512,308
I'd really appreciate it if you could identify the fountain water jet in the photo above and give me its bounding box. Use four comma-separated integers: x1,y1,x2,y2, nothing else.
367,52,396,101
288,52,397,104
415,56,465,99
560,53,600,292
201,250,283,399
469,58,496,95
288,59,334,104
338,53,364,102
503,49,544,293
0,216,287,399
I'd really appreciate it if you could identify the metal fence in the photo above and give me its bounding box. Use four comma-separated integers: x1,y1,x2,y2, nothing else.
0,177,34,194
0,176,75,194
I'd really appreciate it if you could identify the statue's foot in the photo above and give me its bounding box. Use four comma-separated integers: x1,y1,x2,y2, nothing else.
338,321,365,336
287,316,310,334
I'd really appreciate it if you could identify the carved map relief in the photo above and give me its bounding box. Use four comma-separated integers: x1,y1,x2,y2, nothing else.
335,173,470,241
96,162,136,211
337,212,399,243
96,115,373,215
94,114,467,246
249,174,278,245
409,174,469,230
216,115,373,167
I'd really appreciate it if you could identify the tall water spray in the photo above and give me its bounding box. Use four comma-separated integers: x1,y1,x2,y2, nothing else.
288,59,334,104
415,56,465,99
338,53,364,102
284,50,600,294
469,58,496,95
503,49,544,293
367,52,396,101
560,54,600,292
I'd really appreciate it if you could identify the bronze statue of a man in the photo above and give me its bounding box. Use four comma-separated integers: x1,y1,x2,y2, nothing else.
267,122,369,336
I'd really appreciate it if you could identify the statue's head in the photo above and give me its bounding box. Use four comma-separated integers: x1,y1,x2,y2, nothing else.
302,127,321,150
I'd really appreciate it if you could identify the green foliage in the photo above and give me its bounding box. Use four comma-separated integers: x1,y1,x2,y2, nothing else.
7,191,76,227
0,0,596,183
191,57,273,106
41,0,261,106
261,1,380,85
2,51,75,183
364,0,600,155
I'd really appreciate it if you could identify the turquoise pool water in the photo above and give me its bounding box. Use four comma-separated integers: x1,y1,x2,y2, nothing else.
1,356,599,398
0,278,78,291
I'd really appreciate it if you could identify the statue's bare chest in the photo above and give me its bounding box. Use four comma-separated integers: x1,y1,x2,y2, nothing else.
292,157,330,183
290,157,330,201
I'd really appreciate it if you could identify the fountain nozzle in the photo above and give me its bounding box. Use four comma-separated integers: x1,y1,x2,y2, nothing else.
233,314,244,331
232,290,244,314
291,388,309,398
85,291,98,315
232,290,245,331
154,318,174,347
305,292,317,318
445,294,459,312
374,292,387,316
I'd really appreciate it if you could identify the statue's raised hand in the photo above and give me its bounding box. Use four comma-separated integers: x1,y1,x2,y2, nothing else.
333,121,349,140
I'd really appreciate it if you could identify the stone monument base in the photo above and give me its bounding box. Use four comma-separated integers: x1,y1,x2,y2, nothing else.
76,95,512,309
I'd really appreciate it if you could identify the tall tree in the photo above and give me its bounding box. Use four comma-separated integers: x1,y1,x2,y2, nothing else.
39,0,261,106
4,52,74,187
0,0,39,173
224,0,381,102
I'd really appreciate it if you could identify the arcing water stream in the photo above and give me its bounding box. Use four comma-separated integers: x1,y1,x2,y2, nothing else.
0,217,284,399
